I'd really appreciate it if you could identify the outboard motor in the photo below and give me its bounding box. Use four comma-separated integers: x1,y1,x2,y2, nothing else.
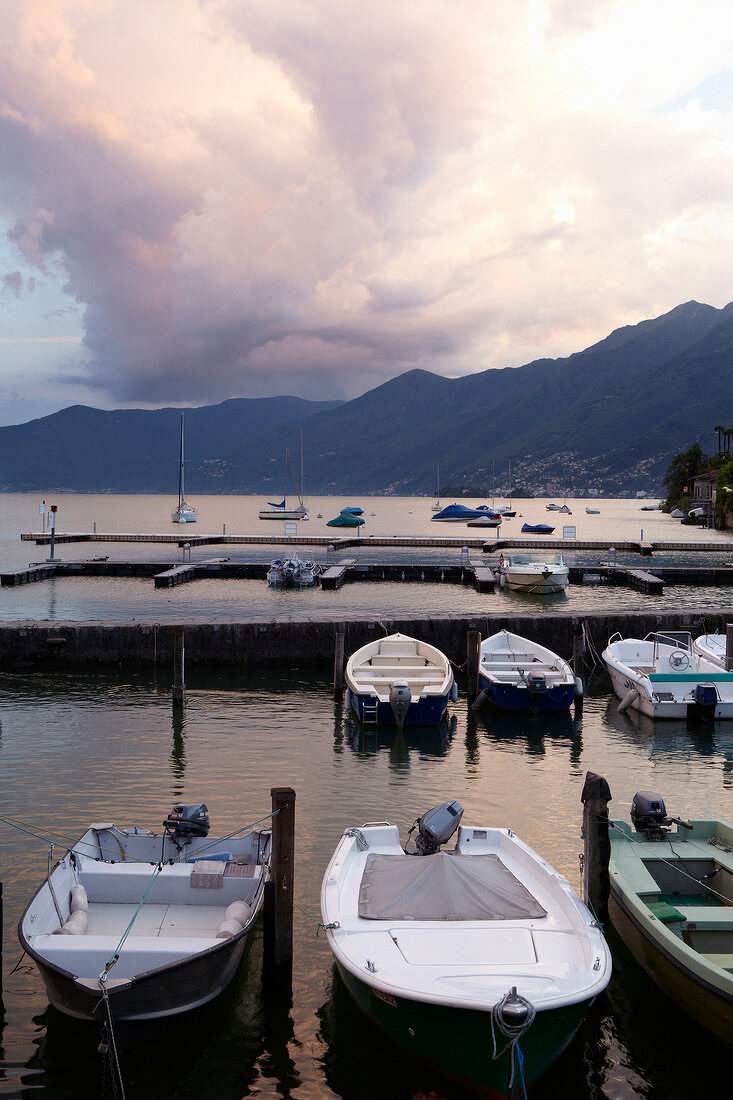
164,802,210,848
630,791,692,840
389,680,411,730
526,672,547,696
410,800,463,855
690,682,717,722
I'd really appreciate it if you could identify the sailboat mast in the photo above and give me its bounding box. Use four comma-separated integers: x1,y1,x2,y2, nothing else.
300,429,304,504
178,411,184,507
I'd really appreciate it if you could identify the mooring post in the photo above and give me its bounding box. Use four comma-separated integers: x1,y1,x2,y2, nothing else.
267,786,295,989
466,629,481,705
580,771,611,924
172,626,185,708
572,619,584,675
726,623,733,672
0,880,3,993
333,630,345,696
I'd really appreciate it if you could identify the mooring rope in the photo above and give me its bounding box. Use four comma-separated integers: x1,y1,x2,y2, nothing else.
96,983,127,1100
490,988,535,1097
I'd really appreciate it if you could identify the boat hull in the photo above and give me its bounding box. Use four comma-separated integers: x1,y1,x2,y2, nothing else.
609,889,733,1046
347,690,450,727
502,567,568,594
478,675,575,712
26,925,253,1022
605,661,733,719
259,509,308,520
335,962,592,1098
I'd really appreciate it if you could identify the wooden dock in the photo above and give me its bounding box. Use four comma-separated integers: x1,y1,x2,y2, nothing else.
20,531,733,556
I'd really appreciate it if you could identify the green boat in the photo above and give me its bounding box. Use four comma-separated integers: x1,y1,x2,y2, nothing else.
321,801,611,1098
609,792,733,1047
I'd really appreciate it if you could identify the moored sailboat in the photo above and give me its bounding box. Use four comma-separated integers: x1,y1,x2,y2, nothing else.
171,411,197,524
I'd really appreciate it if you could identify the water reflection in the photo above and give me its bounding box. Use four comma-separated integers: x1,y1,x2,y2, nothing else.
170,706,186,793
472,707,583,767
340,713,456,762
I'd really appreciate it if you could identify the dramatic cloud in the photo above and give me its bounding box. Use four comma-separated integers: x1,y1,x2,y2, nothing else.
1,0,733,409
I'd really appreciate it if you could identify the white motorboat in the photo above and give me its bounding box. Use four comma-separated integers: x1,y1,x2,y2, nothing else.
477,629,578,712
345,632,457,729
499,553,569,594
546,503,562,511
171,411,198,523
693,632,730,670
19,803,271,1022
267,554,320,587
585,507,600,514
321,801,611,1097
602,631,733,719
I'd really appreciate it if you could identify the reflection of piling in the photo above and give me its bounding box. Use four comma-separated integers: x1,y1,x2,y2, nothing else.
580,771,611,923
466,629,481,705
264,786,295,990
172,626,185,708
333,630,345,696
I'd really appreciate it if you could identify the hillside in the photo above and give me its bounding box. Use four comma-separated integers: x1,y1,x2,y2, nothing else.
0,300,729,494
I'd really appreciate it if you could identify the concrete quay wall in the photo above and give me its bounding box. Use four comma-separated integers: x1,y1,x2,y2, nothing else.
0,609,729,672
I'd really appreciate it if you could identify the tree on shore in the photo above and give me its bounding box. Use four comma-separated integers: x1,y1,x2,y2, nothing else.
663,442,703,511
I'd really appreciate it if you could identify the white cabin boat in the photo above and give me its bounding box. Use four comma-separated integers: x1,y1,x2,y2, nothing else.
267,554,320,587
19,803,271,1022
602,631,733,719
500,553,569,594
321,801,611,1096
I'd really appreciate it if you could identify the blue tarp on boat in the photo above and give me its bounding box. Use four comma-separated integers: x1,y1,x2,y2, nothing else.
327,509,365,527
521,523,555,533
431,504,486,521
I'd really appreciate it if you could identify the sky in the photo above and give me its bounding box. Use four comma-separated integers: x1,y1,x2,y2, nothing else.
1,1,733,426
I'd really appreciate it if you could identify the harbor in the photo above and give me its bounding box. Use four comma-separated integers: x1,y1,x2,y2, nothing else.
2,493,733,1100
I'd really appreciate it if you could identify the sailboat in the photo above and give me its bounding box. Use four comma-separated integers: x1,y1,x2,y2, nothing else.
171,411,198,524
259,435,309,521
431,465,441,511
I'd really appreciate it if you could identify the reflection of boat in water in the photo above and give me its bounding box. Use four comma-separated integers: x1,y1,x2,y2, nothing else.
342,713,455,758
475,705,579,743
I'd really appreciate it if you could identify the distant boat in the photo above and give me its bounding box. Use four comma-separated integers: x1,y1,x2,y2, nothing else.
431,503,486,522
267,554,320,588
259,440,308,521
521,522,555,534
343,506,364,515
171,411,198,524
546,504,562,511
640,503,662,511
558,504,572,514
670,508,685,519
466,514,501,527
327,509,364,528
585,507,600,514
500,553,569,594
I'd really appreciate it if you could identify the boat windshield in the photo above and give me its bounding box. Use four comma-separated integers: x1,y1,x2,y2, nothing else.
508,553,565,566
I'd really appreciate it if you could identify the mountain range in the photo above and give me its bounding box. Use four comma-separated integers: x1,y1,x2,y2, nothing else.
1,300,729,496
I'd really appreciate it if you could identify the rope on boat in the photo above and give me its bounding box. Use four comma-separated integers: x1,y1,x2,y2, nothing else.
490,987,535,1097
293,899,339,936
100,863,164,981
97,982,127,1100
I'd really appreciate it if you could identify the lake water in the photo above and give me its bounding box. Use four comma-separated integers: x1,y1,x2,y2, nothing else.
1,494,733,1099
0,493,732,622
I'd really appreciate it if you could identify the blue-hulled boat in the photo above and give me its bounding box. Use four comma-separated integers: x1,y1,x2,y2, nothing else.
345,632,457,729
477,629,578,712
521,522,555,533
431,503,485,522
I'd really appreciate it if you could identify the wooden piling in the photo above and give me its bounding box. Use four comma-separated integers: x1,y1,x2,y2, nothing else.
572,621,584,675
334,630,345,696
267,786,295,988
0,880,3,993
580,771,611,924
466,629,481,705
727,624,733,672
172,626,185,708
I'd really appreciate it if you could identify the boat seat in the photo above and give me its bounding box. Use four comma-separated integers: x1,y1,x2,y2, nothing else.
673,905,733,927
378,642,419,657
699,953,733,971
370,655,427,667
77,861,262,907
352,666,438,679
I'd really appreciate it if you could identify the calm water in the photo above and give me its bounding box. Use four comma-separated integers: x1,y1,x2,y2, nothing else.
0,493,732,622
1,665,733,1099
1,494,733,1098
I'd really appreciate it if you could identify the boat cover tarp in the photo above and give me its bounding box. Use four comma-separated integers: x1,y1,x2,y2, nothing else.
358,852,546,921
327,511,365,527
